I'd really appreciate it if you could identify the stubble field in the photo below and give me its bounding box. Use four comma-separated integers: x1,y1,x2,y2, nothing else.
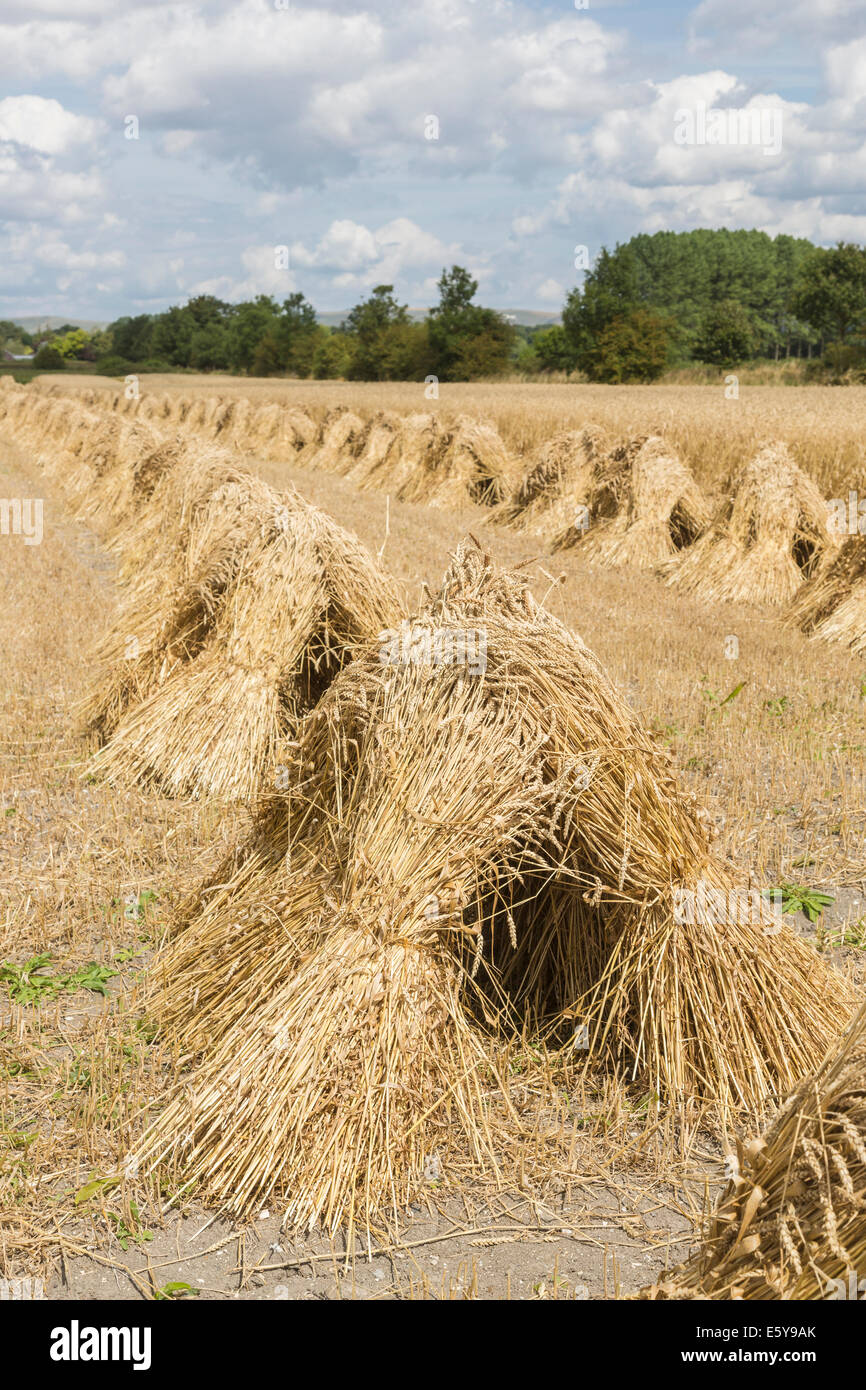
1,374,865,1301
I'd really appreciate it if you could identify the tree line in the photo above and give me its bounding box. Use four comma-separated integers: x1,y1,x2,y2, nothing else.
547,231,866,381
101,266,515,382
6,230,866,383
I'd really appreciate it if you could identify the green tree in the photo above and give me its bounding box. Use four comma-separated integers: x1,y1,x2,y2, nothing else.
189,321,230,371
792,243,866,345
341,285,410,380
227,296,280,372
696,299,759,366
185,295,231,329
275,293,319,376
533,324,577,373
286,325,327,379
562,246,642,371
449,323,515,379
0,320,31,347
251,331,284,377
562,230,820,366
85,328,113,360
110,315,154,361
312,332,353,379
2,336,32,358
427,266,515,380
515,342,540,374
150,306,195,367
376,321,435,380
592,309,670,383
54,328,90,359
32,345,65,370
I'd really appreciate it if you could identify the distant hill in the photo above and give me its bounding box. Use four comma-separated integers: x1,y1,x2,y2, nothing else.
11,316,109,333
316,307,561,329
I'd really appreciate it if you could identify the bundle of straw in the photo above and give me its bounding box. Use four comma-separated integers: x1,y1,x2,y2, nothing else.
129,544,853,1231
115,391,140,417
787,536,866,656
343,410,403,485
304,406,365,471
640,1001,866,1300
282,406,317,451
208,399,239,438
357,412,448,495
224,397,256,446
183,397,221,432
137,393,174,424
165,396,192,426
240,402,316,457
490,425,609,536
80,460,281,739
76,427,184,536
90,488,402,800
397,415,518,507
665,444,837,604
568,435,710,567
3,387,79,444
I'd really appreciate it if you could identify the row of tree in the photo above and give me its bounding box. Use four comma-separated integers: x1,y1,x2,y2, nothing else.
7,231,866,383
548,232,866,381
0,319,112,366
102,267,516,382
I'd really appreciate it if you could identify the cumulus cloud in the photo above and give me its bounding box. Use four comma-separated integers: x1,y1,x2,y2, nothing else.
0,145,105,224
536,278,565,303
88,1,623,189
188,242,299,301
0,0,862,314
290,217,461,293
511,64,866,253
0,95,103,154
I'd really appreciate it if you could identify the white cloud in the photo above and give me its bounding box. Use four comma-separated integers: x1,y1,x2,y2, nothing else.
187,243,298,302
824,36,866,111
0,95,102,154
536,278,565,303
84,1,622,188
0,0,862,314
0,147,105,222
512,66,866,251
290,217,461,290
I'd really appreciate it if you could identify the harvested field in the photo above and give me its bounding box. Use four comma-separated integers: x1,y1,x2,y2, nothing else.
36,371,866,498
130,544,853,1232
1,378,865,1304
8,386,402,802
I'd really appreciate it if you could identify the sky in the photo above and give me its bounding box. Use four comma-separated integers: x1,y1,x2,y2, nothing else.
0,0,864,319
